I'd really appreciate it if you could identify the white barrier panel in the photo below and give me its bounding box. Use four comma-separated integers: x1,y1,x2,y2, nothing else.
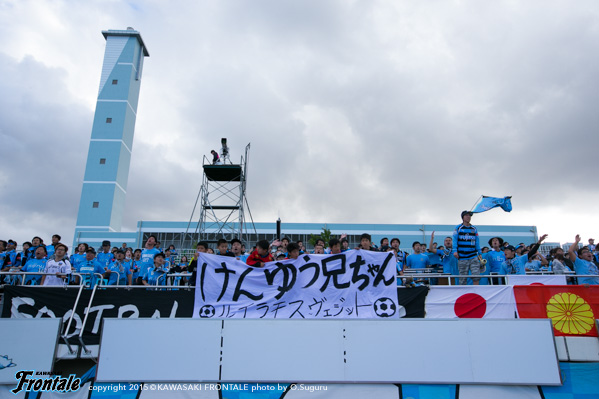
96,319,561,385
0,319,61,384
96,319,222,382
221,320,346,381
342,319,560,385
507,275,567,285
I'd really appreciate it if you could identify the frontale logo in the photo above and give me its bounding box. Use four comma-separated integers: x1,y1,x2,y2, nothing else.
11,371,82,394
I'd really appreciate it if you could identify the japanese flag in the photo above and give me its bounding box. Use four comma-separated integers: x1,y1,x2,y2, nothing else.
425,286,516,319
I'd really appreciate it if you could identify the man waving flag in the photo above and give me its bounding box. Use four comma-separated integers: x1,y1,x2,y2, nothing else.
471,196,512,214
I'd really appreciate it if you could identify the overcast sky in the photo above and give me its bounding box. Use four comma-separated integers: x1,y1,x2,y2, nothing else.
1,0,598,248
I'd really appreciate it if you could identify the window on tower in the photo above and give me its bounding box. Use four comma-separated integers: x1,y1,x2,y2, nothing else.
112,79,118,85
93,202,99,208
100,158,106,165
106,117,112,123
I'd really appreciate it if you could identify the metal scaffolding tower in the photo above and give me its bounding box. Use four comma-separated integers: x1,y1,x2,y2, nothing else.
182,143,256,246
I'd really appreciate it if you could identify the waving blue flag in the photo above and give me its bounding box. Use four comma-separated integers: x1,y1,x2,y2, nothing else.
472,196,512,213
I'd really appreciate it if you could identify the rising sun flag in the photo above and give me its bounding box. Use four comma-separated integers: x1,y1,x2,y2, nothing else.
514,285,599,337
471,195,512,214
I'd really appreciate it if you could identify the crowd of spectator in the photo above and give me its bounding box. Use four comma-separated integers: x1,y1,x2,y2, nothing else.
1,224,598,288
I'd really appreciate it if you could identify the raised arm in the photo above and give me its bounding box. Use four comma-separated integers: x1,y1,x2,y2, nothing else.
527,234,548,261
568,235,581,263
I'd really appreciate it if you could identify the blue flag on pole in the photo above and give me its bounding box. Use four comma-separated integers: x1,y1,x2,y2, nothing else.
472,196,512,213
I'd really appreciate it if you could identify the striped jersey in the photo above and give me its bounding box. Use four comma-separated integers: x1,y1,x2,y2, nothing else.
452,224,480,260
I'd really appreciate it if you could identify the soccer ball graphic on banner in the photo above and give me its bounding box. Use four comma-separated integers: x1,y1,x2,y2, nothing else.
199,305,215,318
374,297,397,317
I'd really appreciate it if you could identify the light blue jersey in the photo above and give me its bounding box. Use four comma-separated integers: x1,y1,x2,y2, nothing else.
96,251,114,269
76,260,105,287
142,267,166,286
574,257,599,285
483,250,506,273
406,253,430,269
140,248,161,277
500,255,528,275
106,260,131,285
21,258,47,285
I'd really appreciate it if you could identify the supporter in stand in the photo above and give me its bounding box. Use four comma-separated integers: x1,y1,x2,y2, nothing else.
484,237,506,285
140,235,160,277
231,238,248,262
281,237,290,252
46,234,61,259
406,241,430,269
97,241,114,269
380,238,390,252
30,236,44,258
70,243,88,271
329,238,341,254
142,253,167,286
358,233,377,251
390,238,407,273
74,248,105,287
297,240,306,254
587,238,595,252
453,211,481,285
168,244,178,257
41,243,71,286
549,248,572,275
388,240,405,277
19,241,33,266
429,232,457,284
341,238,350,252
500,234,548,277
0,240,9,280
206,248,215,254
1,240,22,284
313,243,325,254
568,235,599,285
246,240,273,267
216,238,235,257
132,249,143,284
105,249,132,285
20,246,48,285
286,242,300,260
188,241,208,286
525,253,549,271
164,248,176,269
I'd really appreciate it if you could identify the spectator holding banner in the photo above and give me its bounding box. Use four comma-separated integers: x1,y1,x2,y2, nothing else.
568,235,599,285
246,240,273,267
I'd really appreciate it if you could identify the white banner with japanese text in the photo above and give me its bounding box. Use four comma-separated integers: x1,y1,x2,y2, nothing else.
192,250,398,319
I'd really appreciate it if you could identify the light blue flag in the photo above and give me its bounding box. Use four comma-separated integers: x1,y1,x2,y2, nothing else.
472,196,512,213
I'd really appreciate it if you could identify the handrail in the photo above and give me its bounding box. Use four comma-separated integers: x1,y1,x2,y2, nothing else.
61,284,86,355
79,283,101,358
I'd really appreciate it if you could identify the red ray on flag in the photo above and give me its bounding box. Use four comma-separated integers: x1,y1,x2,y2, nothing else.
514,285,599,337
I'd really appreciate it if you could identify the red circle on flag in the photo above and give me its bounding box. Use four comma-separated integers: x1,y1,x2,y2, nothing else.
454,293,487,318
530,283,545,286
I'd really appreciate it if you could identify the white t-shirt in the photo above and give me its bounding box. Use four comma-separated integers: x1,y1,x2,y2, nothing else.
43,259,72,286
